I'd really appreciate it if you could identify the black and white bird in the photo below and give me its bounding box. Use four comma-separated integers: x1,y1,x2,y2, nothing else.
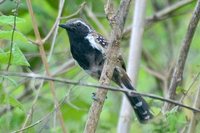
59,18,153,123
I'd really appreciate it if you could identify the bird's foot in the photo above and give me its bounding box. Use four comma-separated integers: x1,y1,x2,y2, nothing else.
92,92,107,101
92,92,98,101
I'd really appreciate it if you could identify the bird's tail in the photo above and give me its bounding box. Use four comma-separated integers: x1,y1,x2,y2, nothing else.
125,93,153,123
114,67,153,123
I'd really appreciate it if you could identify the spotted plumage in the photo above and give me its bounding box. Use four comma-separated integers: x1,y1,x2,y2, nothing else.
59,18,153,123
96,34,108,47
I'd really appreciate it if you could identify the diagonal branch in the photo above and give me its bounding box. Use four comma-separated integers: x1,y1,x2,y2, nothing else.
26,0,67,132
163,0,200,111
123,0,195,37
84,6,108,36
42,1,86,43
47,0,65,61
11,92,69,133
84,0,131,132
59,2,86,20
146,0,195,26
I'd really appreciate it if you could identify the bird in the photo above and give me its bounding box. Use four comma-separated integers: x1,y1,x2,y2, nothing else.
59,18,153,123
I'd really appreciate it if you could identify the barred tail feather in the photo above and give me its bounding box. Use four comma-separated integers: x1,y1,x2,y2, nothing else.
126,94,153,123
114,67,153,123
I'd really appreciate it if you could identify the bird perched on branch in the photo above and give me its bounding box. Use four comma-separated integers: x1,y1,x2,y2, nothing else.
59,18,153,123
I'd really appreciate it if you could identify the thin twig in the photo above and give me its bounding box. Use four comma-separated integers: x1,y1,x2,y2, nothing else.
26,0,67,132
179,72,200,103
143,66,165,81
51,58,75,76
6,0,20,71
47,0,65,61
187,84,200,133
146,0,194,26
1,71,200,113
163,0,200,111
0,60,75,116
60,2,86,20
123,0,195,37
84,6,108,36
11,90,69,133
19,81,41,133
172,71,200,113
20,0,66,128
0,0,21,121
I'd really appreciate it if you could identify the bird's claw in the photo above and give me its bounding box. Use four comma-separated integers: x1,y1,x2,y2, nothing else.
92,92,98,101
92,92,107,101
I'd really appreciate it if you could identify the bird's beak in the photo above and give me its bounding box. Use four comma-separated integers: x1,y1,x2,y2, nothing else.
59,24,68,29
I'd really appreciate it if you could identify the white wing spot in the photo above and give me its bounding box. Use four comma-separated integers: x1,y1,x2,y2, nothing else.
144,115,150,120
142,111,148,115
85,34,105,53
97,37,107,46
136,102,143,107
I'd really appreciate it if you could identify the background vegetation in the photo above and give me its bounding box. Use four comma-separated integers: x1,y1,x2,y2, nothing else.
0,0,200,132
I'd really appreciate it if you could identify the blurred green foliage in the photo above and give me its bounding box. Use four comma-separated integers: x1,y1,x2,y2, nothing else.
0,0,200,133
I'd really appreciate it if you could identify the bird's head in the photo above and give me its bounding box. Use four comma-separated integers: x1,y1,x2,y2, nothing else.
59,18,93,39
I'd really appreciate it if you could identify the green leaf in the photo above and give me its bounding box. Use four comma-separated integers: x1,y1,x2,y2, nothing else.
0,15,25,25
151,106,161,115
11,44,30,66
176,86,186,94
0,93,24,111
0,44,30,66
0,30,30,45
6,95,24,111
1,76,18,86
0,52,8,63
0,94,5,104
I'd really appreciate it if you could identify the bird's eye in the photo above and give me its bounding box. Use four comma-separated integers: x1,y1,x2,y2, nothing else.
77,23,81,26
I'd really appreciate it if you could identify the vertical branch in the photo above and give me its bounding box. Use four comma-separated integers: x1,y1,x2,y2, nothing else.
26,0,67,132
163,0,200,111
117,0,146,132
84,0,131,133
187,85,200,133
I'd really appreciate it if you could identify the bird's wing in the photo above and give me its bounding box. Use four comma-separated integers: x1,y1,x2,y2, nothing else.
91,32,108,49
118,54,126,71
91,32,126,71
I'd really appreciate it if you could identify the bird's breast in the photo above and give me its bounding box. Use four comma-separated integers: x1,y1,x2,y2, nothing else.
70,39,105,76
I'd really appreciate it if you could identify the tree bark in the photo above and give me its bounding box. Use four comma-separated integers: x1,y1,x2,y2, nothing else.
84,0,131,133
